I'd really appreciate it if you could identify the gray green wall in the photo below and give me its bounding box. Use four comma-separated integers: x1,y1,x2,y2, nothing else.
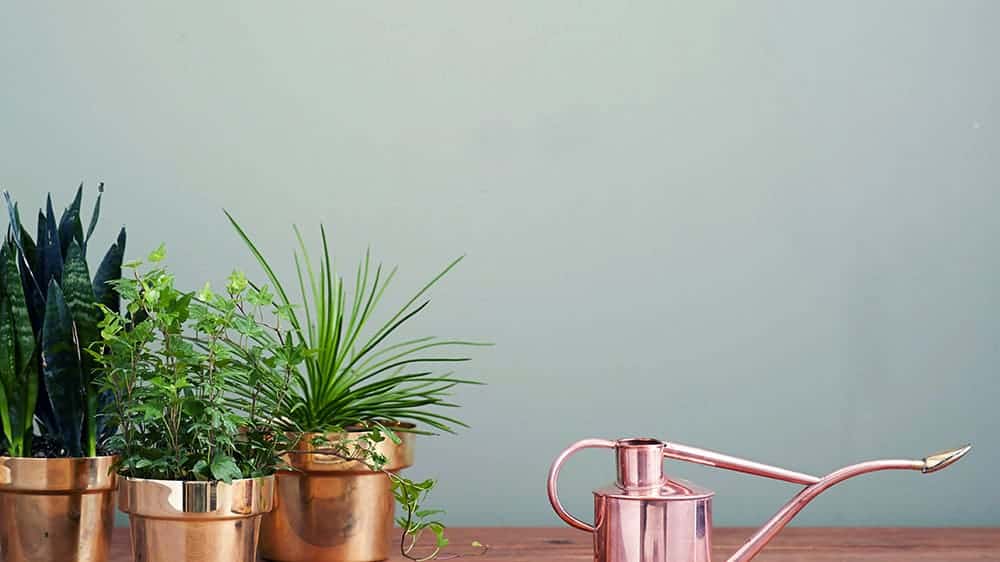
2,1,998,527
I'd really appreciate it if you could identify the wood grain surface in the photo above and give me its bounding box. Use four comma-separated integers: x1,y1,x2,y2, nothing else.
108,527,1000,561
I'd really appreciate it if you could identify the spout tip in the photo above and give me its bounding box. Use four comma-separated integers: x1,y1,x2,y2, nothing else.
922,444,972,474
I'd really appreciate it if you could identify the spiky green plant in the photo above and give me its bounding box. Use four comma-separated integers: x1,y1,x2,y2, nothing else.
226,213,488,560
0,185,125,457
225,212,486,435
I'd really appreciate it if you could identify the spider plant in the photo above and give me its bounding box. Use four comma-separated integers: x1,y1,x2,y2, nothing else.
226,213,488,560
224,211,486,436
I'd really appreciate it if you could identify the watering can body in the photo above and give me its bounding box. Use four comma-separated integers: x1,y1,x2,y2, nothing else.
547,437,970,562
593,477,713,562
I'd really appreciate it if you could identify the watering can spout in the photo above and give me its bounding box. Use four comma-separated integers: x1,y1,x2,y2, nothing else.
726,444,972,562
922,444,973,473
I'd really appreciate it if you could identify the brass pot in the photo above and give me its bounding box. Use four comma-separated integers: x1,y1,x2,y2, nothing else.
0,455,117,562
119,475,274,562
260,429,415,562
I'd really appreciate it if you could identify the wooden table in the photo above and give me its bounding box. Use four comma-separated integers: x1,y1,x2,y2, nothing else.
108,527,1000,561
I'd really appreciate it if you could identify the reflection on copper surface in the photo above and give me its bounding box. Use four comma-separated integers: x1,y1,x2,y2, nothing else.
119,476,273,562
261,430,414,562
0,456,117,562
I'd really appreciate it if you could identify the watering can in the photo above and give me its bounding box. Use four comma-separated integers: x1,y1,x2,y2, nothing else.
547,437,971,562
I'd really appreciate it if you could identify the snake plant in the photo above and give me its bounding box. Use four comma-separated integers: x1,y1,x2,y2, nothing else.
0,185,125,457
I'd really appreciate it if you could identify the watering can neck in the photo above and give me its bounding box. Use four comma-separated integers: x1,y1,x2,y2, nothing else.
607,438,714,500
614,438,665,489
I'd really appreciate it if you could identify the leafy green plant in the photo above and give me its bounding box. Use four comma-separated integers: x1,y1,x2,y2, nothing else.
225,213,488,559
0,185,125,457
92,247,304,481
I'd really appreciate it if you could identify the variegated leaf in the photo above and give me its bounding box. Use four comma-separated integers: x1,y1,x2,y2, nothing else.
41,281,84,457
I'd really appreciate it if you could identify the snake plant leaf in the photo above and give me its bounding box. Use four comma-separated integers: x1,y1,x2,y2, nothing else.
60,241,101,455
29,213,62,434
39,197,63,289
61,242,98,352
93,228,126,313
2,193,28,261
16,225,44,334
3,241,37,392
85,183,104,245
0,240,38,456
32,372,58,437
57,184,84,257
1,196,40,307
18,226,36,271
35,209,46,276
41,280,84,457
0,258,16,449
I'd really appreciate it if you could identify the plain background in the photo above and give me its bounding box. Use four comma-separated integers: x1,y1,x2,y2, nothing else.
2,2,998,527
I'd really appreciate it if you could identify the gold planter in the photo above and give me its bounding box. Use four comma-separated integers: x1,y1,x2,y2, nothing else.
119,475,274,562
261,430,415,562
0,456,117,562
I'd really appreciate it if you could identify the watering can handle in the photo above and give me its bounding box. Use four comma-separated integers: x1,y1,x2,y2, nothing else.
547,438,616,532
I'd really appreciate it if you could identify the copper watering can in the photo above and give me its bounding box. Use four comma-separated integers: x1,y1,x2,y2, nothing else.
547,437,971,562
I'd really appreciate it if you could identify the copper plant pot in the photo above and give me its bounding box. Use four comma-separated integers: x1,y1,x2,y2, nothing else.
119,475,274,562
0,456,117,562
261,429,415,562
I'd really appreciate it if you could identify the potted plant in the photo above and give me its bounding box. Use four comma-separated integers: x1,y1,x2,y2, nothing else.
0,186,124,562
93,248,305,562
227,214,487,562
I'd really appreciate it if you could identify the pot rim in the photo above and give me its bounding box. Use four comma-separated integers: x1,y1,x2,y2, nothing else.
119,474,275,520
288,421,417,447
281,428,415,474
0,455,118,493
344,420,417,431
119,474,272,484
0,454,118,461
287,420,417,438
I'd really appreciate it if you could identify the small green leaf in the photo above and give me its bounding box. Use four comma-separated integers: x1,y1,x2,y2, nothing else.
430,523,448,548
210,454,242,483
140,402,162,421
226,270,248,295
181,397,205,417
147,243,166,263
196,282,213,302
192,459,209,477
